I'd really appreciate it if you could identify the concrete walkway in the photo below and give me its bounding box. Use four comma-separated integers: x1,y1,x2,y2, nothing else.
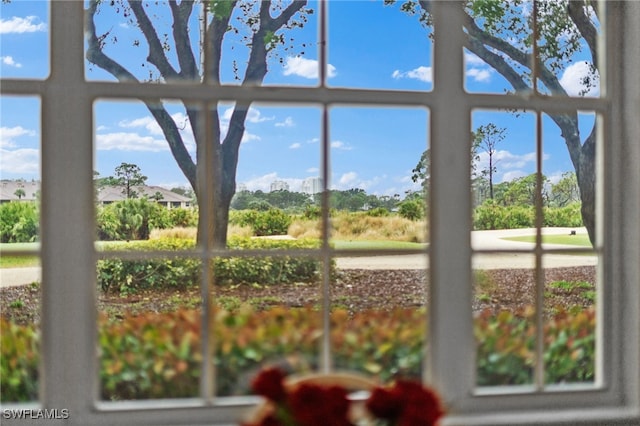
336,227,596,270
0,228,596,287
0,267,41,288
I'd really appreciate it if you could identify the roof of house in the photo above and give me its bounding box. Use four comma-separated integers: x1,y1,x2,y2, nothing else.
96,185,191,203
1,180,191,204
0,180,40,202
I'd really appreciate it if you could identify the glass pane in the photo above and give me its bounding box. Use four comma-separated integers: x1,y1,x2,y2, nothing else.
232,104,322,222
0,96,42,402
463,1,533,95
542,112,598,242
0,0,49,80
543,256,598,385
328,1,433,91
85,0,319,87
535,1,603,98
329,107,429,250
471,110,537,248
98,258,202,400
331,269,426,383
215,254,322,396
473,255,536,387
94,100,197,246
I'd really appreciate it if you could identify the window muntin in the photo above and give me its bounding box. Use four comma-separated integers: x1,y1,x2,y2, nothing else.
0,1,637,425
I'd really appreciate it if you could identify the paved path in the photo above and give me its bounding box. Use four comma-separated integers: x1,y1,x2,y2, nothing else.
0,228,596,287
0,267,40,288
336,227,596,270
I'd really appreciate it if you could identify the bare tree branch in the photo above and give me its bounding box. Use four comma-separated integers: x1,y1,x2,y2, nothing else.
127,0,180,81
169,0,198,79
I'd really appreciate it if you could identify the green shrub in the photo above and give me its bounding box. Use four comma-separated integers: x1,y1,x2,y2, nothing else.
474,201,583,230
543,202,583,227
0,320,39,401
97,237,326,293
397,199,424,221
475,307,596,385
168,208,198,228
473,202,534,230
0,201,39,243
97,198,171,241
366,207,390,217
229,209,292,236
1,306,596,402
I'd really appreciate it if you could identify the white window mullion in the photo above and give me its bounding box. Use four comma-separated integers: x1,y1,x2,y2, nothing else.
428,0,474,405
41,0,97,415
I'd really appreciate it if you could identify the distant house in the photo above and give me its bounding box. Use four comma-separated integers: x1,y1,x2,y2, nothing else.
0,180,40,203
96,185,191,209
1,180,191,209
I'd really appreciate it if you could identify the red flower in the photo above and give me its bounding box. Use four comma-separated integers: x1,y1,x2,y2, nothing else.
289,383,352,426
366,386,403,419
366,380,444,426
252,367,288,402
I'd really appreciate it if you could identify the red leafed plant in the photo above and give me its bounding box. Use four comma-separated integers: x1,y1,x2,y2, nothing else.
243,367,444,426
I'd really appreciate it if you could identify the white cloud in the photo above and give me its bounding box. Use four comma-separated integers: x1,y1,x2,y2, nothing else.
501,170,527,182
1,56,22,68
119,112,190,136
560,61,600,97
289,142,301,149
0,148,39,174
466,67,492,82
118,112,195,151
331,140,352,151
464,52,486,67
475,150,549,183
306,167,319,173
338,172,358,186
0,16,47,34
392,66,433,83
221,106,274,124
96,132,168,152
275,116,295,127
0,126,36,147
283,56,337,79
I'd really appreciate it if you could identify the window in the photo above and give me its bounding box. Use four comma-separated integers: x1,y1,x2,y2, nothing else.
1,1,638,425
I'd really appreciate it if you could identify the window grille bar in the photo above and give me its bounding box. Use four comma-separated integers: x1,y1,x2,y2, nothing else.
428,0,474,404
200,99,216,402
319,0,332,375
534,111,545,391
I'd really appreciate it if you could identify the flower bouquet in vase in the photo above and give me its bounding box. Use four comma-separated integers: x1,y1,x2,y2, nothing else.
242,367,444,426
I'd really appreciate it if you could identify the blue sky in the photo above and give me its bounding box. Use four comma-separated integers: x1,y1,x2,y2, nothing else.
1,1,599,196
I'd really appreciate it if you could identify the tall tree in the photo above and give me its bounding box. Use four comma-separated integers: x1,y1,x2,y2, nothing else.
473,123,506,200
13,188,26,200
112,162,148,199
85,0,311,248
392,0,601,244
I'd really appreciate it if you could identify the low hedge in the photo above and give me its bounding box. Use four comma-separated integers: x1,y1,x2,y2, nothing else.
97,237,327,293
1,306,595,402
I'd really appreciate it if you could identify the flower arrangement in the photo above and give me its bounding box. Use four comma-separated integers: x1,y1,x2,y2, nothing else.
242,367,444,426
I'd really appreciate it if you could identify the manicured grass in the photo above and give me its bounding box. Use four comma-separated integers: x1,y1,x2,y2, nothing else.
0,243,40,268
503,234,592,247
333,240,427,250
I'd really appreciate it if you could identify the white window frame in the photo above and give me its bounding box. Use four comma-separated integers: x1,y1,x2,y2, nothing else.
1,1,638,425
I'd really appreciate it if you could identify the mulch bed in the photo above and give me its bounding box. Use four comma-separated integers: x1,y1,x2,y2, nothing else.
1,266,596,326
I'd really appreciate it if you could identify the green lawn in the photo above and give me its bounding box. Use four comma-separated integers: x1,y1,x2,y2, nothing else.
0,243,40,268
502,234,592,247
